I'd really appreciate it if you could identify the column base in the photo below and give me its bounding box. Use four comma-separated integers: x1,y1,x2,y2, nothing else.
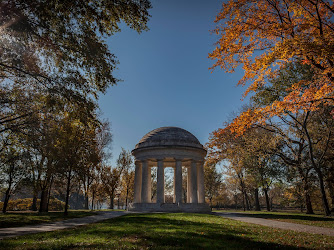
128,202,211,213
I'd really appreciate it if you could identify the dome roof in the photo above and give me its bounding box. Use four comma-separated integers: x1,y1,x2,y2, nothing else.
134,127,204,150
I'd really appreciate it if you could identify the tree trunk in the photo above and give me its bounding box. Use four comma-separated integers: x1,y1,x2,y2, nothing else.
31,188,38,211
316,169,331,216
328,180,334,212
242,192,246,211
64,170,72,216
2,187,11,213
303,116,331,216
125,186,129,210
304,182,314,214
39,187,48,212
263,188,270,211
91,190,95,210
109,190,114,209
299,168,314,214
46,177,53,212
254,188,261,211
84,194,89,210
83,177,89,210
244,191,250,210
239,175,250,211
3,166,14,213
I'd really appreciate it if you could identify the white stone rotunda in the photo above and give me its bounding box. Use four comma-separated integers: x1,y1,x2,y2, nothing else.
128,127,210,212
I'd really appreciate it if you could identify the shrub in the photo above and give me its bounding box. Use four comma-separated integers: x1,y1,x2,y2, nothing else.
0,198,65,211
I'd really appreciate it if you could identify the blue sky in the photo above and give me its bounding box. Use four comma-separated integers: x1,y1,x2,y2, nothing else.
99,0,246,164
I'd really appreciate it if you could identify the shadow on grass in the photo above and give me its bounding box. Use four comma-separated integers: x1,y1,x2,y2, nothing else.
0,211,97,228
224,212,334,222
0,213,306,249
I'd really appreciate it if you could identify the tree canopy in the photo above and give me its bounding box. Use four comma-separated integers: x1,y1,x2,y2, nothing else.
0,0,151,214
209,0,334,134
0,0,151,133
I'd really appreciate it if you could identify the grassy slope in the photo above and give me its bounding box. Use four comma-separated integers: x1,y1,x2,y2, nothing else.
0,213,333,249
214,210,334,229
0,210,98,228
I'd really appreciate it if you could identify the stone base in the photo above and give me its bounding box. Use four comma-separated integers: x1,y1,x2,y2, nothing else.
128,202,211,213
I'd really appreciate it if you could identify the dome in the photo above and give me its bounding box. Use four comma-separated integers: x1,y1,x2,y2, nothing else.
134,127,204,150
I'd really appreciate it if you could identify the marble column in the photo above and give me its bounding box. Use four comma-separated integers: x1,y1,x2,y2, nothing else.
133,161,142,203
141,160,150,203
190,160,198,203
187,166,191,203
175,159,183,204
148,165,151,202
173,167,176,203
197,161,205,203
156,159,164,204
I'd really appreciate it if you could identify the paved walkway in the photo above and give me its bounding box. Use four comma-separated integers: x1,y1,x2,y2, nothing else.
214,212,334,237
0,211,127,239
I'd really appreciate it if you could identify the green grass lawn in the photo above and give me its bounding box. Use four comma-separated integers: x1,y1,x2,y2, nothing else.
1,213,333,249
0,210,98,228
214,210,334,229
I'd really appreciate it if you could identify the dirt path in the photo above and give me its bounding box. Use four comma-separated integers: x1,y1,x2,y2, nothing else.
0,211,127,239
214,212,334,237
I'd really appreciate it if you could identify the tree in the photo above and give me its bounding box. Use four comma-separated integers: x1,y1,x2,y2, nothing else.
250,63,333,215
0,0,152,108
0,2,151,186
101,149,132,209
0,135,26,213
78,121,111,210
207,128,253,211
121,168,135,209
204,162,222,207
119,150,134,209
210,0,334,122
55,107,102,216
209,59,333,215
0,0,151,213
22,106,59,213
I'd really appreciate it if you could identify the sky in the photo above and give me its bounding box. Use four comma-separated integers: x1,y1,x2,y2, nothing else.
99,0,246,164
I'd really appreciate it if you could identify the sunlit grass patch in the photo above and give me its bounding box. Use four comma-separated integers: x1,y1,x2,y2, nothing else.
214,210,334,229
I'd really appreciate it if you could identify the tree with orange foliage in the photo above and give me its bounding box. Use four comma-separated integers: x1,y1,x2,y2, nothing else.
210,0,334,133
209,0,334,215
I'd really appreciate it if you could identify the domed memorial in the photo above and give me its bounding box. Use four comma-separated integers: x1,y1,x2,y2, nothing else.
128,127,210,212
